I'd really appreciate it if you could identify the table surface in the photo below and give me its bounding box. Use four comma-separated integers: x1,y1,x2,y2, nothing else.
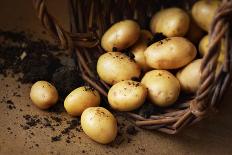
1,0,232,155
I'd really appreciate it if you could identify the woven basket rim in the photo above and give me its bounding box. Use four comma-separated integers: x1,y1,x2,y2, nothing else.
32,0,232,134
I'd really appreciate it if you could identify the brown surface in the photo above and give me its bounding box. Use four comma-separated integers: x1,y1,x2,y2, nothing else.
1,0,232,155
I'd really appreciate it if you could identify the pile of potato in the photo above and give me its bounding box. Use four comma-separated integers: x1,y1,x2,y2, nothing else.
29,0,222,144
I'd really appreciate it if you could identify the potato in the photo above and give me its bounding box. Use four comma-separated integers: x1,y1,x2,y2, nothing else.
97,52,141,85
101,20,140,52
131,30,153,71
64,86,100,116
186,16,205,44
108,80,147,111
144,37,197,69
192,0,220,32
150,7,190,37
30,81,58,109
177,59,202,93
199,35,224,62
81,107,117,144
141,70,180,107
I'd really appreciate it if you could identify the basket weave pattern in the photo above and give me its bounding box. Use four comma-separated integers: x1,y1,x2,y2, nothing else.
33,0,232,134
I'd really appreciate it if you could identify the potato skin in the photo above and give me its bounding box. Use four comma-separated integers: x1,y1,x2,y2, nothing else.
192,0,220,32
141,70,180,107
97,52,141,85
101,20,140,52
30,81,58,109
144,37,197,69
64,86,100,116
150,7,190,37
199,35,224,62
177,59,202,93
131,30,153,71
108,80,147,111
81,107,117,144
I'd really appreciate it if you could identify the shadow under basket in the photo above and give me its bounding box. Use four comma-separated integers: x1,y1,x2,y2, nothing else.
33,0,232,134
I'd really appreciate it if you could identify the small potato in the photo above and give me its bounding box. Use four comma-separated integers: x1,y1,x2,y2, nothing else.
192,0,220,32
30,81,58,109
131,30,153,71
108,80,147,111
141,70,180,107
145,37,197,69
199,35,224,63
101,20,140,52
150,7,190,37
97,52,141,85
177,59,202,93
64,86,100,116
81,107,117,144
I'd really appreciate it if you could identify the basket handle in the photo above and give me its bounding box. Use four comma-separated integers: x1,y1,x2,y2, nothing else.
192,0,232,117
32,0,98,49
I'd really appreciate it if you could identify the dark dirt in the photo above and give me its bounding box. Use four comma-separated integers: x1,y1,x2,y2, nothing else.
1,30,139,149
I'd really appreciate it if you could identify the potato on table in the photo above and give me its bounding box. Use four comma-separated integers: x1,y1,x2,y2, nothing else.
64,86,100,116
30,81,58,110
81,107,117,144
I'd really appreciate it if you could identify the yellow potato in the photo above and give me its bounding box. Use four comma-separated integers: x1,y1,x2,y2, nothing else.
199,35,224,62
64,86,100,116
30,81,58,109
150,7,190,37
81,107,117,144
145,37,197,69
141,70,180,107
97,52,141,85
108,80,147,111
177,59,202,93
131,30,153,71
192,0,220,32
101,20,140,52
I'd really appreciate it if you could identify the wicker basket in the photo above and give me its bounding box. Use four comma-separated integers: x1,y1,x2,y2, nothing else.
33,0,232,134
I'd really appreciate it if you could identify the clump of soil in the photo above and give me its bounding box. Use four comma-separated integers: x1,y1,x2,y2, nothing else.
52,67,83,97
0,30,62,83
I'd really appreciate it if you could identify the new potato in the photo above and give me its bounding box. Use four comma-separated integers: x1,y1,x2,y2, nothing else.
30,81,58,110
108,80,147,111
101,20,140,52
177,59,202,93
150,7,190,37
64,86,100,116
192,0,220,32
141,70,180,107
144,37,197,69
131,30,153,71
81,107,117,144
97,52,141,85
199,35,224,62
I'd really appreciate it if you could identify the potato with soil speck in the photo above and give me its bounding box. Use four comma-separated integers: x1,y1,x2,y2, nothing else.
30,81,58,109
145,37,196,69
108,80,147,111
150,7,190,37
141,70,180,107
101,20,140,51
64,86,100,116
97,52,141,85
81,107,117,144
